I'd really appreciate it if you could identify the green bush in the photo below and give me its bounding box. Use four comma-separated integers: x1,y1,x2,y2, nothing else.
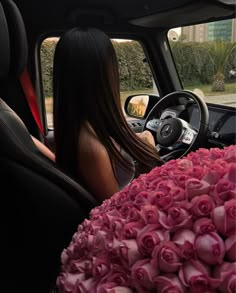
40,39,57,96
170,41,236,86
113,41,153,90
40,39,236,96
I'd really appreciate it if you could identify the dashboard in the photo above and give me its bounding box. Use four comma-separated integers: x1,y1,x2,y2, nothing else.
128,103,236,147
189,103,236,146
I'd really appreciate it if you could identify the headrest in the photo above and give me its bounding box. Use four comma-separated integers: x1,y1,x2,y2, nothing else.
1,0,28,76
0,2,10,78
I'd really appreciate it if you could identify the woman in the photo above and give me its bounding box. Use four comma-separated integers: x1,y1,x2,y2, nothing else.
52,27,163,201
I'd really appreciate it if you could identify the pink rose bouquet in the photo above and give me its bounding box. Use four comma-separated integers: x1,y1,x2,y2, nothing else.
57,145,236,293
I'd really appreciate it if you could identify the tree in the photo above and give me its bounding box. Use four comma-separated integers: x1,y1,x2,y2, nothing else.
205,40,236,91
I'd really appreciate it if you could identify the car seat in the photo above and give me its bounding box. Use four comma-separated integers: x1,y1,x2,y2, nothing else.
0,1,98,292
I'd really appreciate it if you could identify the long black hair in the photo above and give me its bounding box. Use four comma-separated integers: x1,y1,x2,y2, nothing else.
53,27,163,180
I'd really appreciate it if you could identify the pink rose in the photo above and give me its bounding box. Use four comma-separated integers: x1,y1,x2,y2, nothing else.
92,214,106,226
169,186,186,201
160,206,192,231
224,147,236,163
225,234,236,261
66,233,90,259
131,258,158,290
159,161,178,179
212,199,236,236
226,163,236,183
140,204,160,224
127,207,142,222
210,148,224,160
186,148,209,165
185,178,210,200
122,221,144,239
66,258,92,274
213,262,236,293
177,158,193,172
214,179,236,204
119,203,134,218
195,232,225,265
214,262,236,293
111,193,127,210
173,174,190,188
193,218,216,235
190,194,215,217
179,260,220,293
61,249,69,265
135,191,151,206
146,167,161,181
56,272,86,292
156,180,173,192
111,238,123,256
151,189,173,211
173,229,196,259
203,168,223,185
98,265,130,288
97,285,133,293
137,224,168,256
152,241,182,273
148,177,163,191
91,206,104,216
92,253,110,278
128,179,147,201
154,274,186,293
187,165,205,180
93,229,113,252
204,159,228,180
103,214,125,232
75,277,97,292
81,219,94,233
119,239,141,267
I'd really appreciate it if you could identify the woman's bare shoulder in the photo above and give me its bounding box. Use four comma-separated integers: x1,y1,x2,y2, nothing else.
78,124,107,157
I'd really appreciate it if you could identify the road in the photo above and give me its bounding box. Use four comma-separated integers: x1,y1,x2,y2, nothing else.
203,94,236,107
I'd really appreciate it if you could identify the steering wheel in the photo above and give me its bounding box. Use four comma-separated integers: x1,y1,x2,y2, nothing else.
143,90,209,162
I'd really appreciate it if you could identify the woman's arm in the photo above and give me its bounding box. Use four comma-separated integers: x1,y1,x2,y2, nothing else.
31,135,55,162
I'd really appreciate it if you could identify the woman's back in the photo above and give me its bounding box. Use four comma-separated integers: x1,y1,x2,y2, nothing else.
77,124,135,201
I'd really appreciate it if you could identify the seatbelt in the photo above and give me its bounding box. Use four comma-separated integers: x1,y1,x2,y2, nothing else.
19,67,45,137
19,67,53,150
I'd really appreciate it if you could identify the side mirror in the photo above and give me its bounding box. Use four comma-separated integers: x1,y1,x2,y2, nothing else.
124,94,160,119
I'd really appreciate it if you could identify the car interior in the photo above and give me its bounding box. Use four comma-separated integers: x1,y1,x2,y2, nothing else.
0,0,235,291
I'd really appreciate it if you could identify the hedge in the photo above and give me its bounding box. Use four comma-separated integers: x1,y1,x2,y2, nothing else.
40,39,236,97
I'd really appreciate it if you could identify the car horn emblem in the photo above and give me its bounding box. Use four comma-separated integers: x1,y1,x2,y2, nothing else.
161,124,172,137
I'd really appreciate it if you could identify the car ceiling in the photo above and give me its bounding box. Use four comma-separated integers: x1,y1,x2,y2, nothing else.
14,0,236,33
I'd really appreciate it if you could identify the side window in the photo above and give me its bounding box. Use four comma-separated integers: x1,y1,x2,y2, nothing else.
168,18,236,107
40,38,157,128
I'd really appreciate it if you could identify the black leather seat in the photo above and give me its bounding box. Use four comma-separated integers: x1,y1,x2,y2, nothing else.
0,1,98,292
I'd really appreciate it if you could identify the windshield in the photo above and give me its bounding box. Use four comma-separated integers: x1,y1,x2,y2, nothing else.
168,18,236,107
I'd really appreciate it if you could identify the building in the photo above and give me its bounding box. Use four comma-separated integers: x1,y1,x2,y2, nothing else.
181,23,207,42
208,19,233,41
180,18,236,42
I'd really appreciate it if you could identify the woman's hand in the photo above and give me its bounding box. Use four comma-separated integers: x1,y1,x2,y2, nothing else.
136,130,155,147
